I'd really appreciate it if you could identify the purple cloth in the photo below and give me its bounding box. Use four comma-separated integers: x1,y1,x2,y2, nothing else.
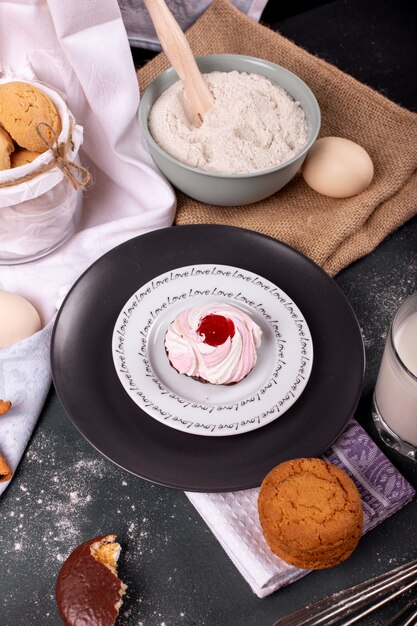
323,419,414,533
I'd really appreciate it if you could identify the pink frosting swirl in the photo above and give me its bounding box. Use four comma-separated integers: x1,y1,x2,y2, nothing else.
165,303,262,384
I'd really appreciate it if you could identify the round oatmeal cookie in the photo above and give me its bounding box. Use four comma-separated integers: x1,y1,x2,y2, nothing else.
0,126,14,170
11,148,42,168
258,458,363,570
0,81,62,152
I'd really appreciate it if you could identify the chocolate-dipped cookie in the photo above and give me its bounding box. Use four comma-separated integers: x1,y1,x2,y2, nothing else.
56,534,126,626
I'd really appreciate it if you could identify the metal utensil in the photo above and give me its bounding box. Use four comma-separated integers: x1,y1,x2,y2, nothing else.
272,558,417,626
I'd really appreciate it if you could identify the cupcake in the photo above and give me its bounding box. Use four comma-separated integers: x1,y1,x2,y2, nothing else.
164,303,262,385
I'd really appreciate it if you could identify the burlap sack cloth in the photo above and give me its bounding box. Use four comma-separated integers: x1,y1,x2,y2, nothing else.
137,0,417,276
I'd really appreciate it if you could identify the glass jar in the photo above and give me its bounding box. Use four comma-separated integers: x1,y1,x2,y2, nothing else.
0,76,85,264
0,177,82,264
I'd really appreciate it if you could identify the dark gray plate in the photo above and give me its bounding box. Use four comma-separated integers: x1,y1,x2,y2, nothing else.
51,225,364,492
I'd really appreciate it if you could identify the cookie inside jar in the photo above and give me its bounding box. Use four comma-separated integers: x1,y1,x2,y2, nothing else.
0,78,88,264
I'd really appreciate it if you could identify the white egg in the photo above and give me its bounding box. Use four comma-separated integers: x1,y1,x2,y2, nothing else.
302,137,374,198
0,291,41,348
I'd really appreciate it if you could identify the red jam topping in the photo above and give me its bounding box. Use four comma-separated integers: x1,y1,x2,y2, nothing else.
197,314,235,346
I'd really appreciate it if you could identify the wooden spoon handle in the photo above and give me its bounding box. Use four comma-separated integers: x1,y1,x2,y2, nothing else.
143,0,214,123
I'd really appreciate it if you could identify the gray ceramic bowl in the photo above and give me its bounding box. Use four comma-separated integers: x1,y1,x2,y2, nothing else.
138,54,321,206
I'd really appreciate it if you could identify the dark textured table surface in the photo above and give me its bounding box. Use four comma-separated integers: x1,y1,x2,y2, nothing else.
2,1,417,625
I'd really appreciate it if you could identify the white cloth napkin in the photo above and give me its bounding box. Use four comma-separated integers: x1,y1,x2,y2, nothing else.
186,419,416,597
0,0,174,483
0,0,176,325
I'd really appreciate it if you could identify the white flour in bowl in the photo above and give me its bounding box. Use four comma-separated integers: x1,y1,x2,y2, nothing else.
148,70,308,175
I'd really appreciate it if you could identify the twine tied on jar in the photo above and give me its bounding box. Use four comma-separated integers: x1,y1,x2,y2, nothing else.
0,121,91,190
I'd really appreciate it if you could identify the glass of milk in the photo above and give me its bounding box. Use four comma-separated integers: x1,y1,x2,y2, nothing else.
373,292,417,460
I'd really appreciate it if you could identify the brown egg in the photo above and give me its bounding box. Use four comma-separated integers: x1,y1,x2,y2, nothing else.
0,291,41,348
302,137,374,198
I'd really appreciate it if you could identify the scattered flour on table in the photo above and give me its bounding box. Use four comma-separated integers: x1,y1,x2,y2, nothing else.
2,429,198,624
149,70,308,174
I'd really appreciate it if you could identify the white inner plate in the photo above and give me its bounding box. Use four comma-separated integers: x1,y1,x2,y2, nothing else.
112,264,313,436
